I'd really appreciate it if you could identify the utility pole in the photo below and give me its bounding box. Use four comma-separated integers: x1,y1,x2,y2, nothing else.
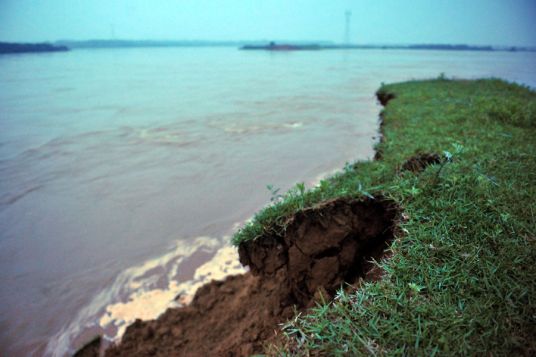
344,10,351,45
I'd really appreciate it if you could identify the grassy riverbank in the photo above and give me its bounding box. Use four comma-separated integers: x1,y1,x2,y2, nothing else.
233,78,536,355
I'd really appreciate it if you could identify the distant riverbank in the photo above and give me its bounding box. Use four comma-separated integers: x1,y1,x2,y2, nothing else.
54,39,536,52
0,42,68,54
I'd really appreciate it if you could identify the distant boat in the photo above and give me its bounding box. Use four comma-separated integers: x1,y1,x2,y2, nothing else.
240,42,321,51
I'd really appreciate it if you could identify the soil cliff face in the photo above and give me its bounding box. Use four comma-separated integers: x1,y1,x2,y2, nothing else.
239,197,398,307
105,197,398,356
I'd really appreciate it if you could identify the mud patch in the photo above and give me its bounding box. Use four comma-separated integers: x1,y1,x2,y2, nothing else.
400,152,442,173
376,90,396,106
105,197,399,356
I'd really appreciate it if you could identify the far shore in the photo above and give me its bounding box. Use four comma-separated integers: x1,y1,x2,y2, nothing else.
0,42,69,54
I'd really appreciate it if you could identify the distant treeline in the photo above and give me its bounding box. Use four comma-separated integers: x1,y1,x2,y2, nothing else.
409,44,493,51
0,42,69,54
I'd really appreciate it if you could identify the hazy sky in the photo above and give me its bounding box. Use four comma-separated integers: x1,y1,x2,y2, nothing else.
1,0,535,46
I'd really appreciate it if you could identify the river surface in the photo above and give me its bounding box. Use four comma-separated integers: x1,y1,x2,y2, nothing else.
1,47,535,356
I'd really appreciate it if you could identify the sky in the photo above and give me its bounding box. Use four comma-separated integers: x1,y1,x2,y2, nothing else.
0,0,535,46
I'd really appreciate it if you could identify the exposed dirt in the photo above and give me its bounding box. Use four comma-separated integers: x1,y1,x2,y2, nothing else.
101,197,398,356
376,90,396,106
238,196,399,308
400,152,442,173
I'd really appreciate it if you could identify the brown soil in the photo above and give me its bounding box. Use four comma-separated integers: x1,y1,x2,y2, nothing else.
376,90,396,106
400,152,442,173
101,196,398,357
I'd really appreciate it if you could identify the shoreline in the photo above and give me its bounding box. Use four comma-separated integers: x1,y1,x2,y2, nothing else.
66,167,362,356
50,236,243,356
73,88,392,356
58,164,350,356
75,78,536,355
104,196,400,356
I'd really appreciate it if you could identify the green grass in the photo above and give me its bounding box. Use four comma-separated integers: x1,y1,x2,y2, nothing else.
232,78,536,355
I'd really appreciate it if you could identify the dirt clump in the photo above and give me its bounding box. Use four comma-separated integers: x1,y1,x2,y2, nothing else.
376,90,396,106
400,152,442,173
105,196,398,357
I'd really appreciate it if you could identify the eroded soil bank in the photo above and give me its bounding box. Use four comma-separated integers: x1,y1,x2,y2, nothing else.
100,197,398,356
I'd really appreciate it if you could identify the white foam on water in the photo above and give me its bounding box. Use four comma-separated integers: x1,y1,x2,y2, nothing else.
45,236,246,357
